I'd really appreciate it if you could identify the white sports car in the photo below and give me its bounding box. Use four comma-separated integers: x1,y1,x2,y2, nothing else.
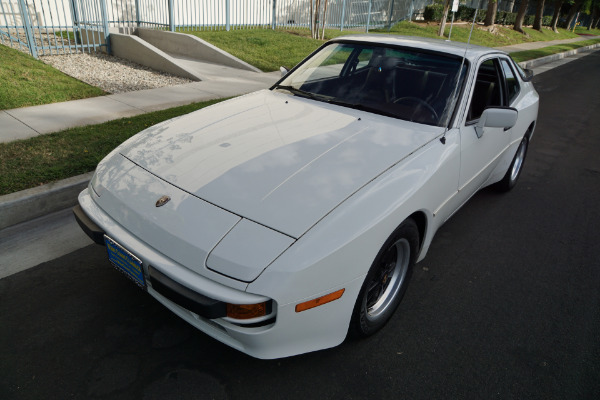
74,35,539,359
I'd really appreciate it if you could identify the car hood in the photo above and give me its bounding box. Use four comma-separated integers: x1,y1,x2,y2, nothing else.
119,90,441,238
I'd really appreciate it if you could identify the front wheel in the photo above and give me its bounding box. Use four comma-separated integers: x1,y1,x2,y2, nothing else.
496,135,529,192
350,218,419,337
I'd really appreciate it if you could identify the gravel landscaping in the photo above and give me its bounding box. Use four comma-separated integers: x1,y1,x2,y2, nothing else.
40,52,193,94
3,29,191,93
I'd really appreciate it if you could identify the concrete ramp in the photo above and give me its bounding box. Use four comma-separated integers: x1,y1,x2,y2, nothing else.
166,53,279,84
109,29,267,84
110,33,206,81
136,28,261,73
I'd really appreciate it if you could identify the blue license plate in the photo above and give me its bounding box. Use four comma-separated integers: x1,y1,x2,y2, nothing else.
104,235,145,288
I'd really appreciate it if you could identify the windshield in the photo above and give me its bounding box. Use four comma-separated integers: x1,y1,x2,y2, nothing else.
274,42,467,127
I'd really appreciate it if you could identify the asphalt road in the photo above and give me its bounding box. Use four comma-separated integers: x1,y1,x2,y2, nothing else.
2,51,599,400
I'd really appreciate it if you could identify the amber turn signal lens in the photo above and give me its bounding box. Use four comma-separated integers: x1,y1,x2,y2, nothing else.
226,302,267,320
295,289,345,313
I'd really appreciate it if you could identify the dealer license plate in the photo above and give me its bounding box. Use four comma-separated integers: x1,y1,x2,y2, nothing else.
104,235,146,288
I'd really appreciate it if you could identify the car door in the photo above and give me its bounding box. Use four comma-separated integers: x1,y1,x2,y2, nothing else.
458,57,511,195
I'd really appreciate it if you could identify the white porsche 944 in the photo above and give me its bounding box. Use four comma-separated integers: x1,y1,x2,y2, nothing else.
74,35,539,359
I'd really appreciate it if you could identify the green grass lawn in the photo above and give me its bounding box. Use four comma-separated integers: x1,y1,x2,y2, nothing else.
376,21,580,47
574,26,600,36
0,99,225,195
186,22,581,71
0,45,105,110
510,37,600,63
184,28,340,72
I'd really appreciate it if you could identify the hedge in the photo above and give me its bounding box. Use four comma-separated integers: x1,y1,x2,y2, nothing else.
423,5,553,27
423,5,483,22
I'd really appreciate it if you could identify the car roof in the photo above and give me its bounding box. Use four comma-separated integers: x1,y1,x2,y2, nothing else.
330,34,507,61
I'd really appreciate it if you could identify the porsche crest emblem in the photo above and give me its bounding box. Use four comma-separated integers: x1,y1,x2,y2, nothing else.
155,195,171,207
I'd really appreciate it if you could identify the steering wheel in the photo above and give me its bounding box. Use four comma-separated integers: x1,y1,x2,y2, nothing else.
393,97,439,124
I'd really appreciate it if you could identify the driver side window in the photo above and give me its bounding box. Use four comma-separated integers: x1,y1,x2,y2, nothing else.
467,59,504,122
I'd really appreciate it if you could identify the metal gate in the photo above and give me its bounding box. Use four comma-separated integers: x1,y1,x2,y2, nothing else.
0,0,110,57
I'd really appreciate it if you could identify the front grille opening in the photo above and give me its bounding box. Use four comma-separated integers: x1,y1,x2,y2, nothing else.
148,266,276,327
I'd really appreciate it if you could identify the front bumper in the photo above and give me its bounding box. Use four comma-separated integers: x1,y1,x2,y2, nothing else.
76,188,362,359
73,204,104,245
73,197,273,324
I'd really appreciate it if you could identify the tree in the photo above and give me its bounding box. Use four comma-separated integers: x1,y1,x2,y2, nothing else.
533,0,547,30
564,0,585,29
589,7,597,29
438,0,451,37
550,0,565,32
592,4,600,28
584,0,599,29
310,0,328,40
514,0,530,33
320,0,329,40
309,0,330,40
310,0,318,39
484,0,499,26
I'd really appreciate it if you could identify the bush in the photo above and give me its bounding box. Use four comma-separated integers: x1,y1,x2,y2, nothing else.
524,14,535,25
423,4,444,22
501,13,553,27
423,5,484,23
496,11,517,25
458,5,477,21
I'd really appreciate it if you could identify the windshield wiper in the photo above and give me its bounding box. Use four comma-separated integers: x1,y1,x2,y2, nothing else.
273,85,331,102
273,85,314,98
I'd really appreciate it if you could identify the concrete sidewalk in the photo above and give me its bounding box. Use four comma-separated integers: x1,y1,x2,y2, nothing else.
0,68,280,143
495,34,600,53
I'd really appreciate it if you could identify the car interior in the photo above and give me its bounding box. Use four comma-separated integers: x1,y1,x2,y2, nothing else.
467,59,504,122
291,45,465,127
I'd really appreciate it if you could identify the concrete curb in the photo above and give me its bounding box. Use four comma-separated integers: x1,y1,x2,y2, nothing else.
517,43,600,69
0,172,93,230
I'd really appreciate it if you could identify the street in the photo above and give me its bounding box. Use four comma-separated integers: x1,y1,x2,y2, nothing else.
1,51,599,399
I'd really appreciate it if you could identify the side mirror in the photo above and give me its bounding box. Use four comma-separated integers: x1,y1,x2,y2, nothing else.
280,66,289,78
475,107,518,138
522,68,534,82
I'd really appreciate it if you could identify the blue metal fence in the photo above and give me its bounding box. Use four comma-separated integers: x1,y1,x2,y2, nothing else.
1,0,432,58
117,0,415,32
0,0,112,56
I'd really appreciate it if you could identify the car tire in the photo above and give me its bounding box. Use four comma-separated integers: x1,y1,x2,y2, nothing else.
350,218,419,338
496,135,529,192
